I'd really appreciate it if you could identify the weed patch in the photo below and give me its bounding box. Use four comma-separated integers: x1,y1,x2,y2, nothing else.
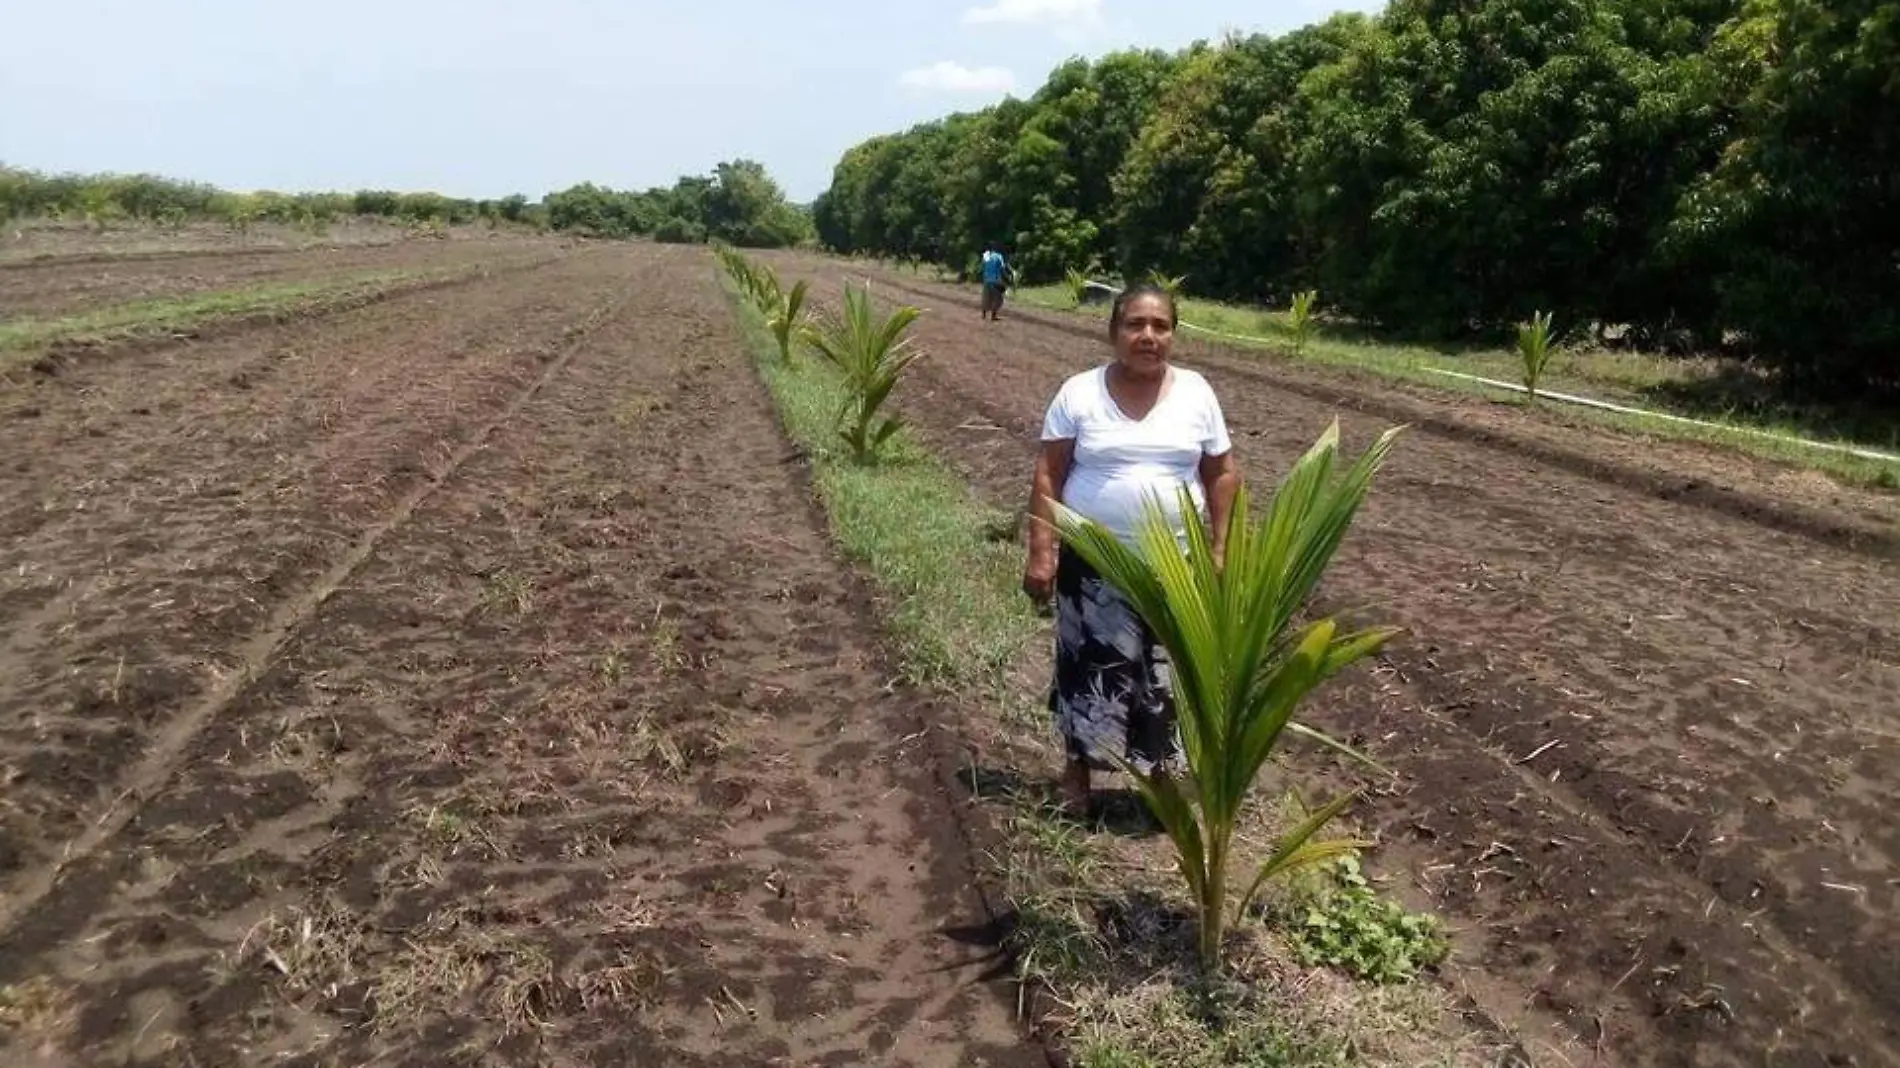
1270,856,1449,984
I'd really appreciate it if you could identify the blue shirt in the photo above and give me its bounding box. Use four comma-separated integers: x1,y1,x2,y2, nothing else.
982,251,1007,284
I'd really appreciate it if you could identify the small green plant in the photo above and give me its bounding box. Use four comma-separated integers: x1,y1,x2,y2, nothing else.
1518,310,1555,403
1279,855,1448,984
480,570,534,616
1288,290,1319,356
1064,267,1091,308
805,287,923,464
1146,270,1189,299
716,246,786,312
1049,422,1402,971
717,246,759,302
714,244,745,285
751,265,782,312
766,279,811,365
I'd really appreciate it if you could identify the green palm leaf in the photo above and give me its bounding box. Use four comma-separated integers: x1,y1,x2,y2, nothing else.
767,280,810,365
808,287,924,463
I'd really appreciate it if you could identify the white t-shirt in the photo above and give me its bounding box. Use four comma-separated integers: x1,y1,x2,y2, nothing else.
1041,365,1232,545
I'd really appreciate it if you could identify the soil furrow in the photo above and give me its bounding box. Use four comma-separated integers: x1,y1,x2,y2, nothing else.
0,252,624,908
0,236,561,321
0,245,1039,1068
0,275,630,943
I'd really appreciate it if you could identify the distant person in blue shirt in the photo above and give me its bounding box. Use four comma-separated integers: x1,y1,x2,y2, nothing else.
980,244,1010,321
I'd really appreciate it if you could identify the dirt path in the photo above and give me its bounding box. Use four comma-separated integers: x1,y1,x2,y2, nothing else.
0,235,563,321
770,255,1900,1068
0,246,1036,1066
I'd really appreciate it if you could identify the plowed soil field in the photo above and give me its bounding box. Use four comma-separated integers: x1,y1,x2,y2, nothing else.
760,253,1900,1068
0,244,1037,1067
0,234,566,321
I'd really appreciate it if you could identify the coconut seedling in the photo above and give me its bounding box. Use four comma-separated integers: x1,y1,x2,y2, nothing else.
1288,290,1319,357
1518,310,1556,403
1049,421,1402,970
805,286,923,464
766,279,811,365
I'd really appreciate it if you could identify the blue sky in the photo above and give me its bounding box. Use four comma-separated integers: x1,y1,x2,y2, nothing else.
2,0,1380,202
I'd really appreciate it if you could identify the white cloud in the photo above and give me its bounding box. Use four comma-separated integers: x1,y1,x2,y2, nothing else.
962,0,1104,26
898,61,1017,94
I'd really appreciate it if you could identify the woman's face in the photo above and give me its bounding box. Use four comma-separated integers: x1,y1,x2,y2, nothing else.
1113,294,1175,378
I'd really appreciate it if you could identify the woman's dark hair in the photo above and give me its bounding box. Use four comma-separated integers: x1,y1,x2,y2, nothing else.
1109,283,1179,337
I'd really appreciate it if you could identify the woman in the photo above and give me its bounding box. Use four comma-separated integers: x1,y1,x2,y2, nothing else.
1023,284,1240,814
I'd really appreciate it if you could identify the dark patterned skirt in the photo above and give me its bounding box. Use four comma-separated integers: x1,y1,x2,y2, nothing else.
1048,547,1180,774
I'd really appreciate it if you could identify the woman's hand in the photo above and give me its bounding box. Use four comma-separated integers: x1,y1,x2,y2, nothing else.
1023,550,1058,605
1199,449,1240,575
1026,439,1074,608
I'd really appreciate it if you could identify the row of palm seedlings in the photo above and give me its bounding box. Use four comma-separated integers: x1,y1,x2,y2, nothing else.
719,246,923,465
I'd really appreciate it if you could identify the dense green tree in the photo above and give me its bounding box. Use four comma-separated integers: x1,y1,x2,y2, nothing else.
1110,19,1366,300
542,161,811,247
1295,0,1736,336
814,56,1174,283
1675,0,1900,394
810,0,1890,380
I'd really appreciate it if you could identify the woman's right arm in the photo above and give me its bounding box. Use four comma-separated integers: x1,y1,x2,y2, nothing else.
1024,439,1075,603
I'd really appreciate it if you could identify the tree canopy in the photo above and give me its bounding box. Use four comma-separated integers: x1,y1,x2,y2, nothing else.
4,157,815,252
544,159,812,247
815,0,1900,398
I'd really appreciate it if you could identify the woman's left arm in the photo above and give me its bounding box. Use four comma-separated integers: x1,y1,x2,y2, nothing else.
1200,450,1240,567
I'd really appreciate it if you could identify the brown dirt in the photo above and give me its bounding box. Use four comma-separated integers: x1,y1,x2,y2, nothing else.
0,245,1038,1066
0,233,567,321
0,218,510,264
767,254,1900,1068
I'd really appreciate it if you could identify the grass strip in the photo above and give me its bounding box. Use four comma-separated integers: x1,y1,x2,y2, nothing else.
725,280,1040,691
721,272,1496,1067
968,275,1900,490
0,267,467,367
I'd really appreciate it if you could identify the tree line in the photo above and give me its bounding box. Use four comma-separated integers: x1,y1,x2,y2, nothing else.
1,159,812,249
542,161,813,247
813,0,1899,399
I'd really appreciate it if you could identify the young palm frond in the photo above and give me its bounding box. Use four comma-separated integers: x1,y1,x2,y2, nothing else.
1049,421,1403,970
741,259,776,310
1064,267,1090,308
1518,310,1555,403
1288,290,1319,357
716,245,757,297
766,279,811,366
1147,270,1189,299
805,287,923,464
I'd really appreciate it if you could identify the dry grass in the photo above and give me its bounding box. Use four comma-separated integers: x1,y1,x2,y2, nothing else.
0,976,74,1046
648,613,686,674
240,902,365,997
480,568,535,617
405,798,508,861
236,900,660,1039
573,950,669,1010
